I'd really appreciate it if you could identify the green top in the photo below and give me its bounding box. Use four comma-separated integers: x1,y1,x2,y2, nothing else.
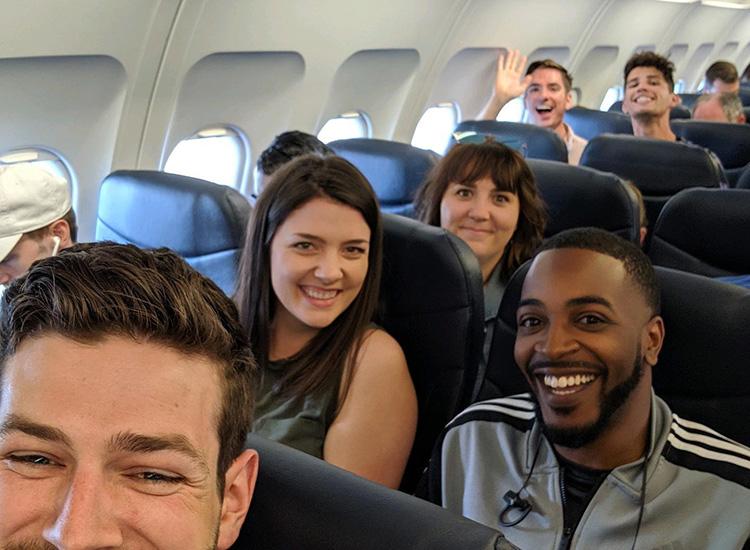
251,359,340,459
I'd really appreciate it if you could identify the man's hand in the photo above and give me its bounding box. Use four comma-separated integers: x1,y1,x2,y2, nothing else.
478,49,533,120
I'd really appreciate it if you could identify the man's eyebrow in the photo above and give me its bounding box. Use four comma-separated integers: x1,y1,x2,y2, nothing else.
0,414,73,447
108,432,210,474
518,298,543,308
566,295,614,311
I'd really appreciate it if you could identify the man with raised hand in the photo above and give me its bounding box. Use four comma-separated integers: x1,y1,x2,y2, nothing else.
426,228,750,549
478,50,587,164
0,242,258,549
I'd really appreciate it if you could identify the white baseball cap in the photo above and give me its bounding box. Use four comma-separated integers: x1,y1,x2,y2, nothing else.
0,163,72,262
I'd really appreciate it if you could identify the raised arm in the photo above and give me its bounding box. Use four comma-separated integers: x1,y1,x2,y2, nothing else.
477,49,533,120
323,328,417,489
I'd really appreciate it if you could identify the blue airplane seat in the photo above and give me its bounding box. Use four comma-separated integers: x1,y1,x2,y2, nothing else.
744,107,750,125
234,434,507,550
580,134,724,229
481,261,750,447
671,119,750,186
564,106,633,141
653,267,750,447
96,170,251,296
527,159,641,244
649,188,750,277
739,85,750,106
737,164,750,189
609,100,690,119
678,93,701,110
329,138,439,218
452,120,568,162
377,213,484,492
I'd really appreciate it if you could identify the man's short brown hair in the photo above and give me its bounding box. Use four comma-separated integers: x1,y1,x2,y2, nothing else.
526,59,573,92
25,208,78,243
0,242,256,492
624,52,675,91
705,61,739,87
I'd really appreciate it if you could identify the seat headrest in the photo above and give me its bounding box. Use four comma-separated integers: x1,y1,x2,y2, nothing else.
580,134,723,195
453,120,568,162
671,119,750,170
564,106,633,141
739,86,750,107
96,170,251,294
329,138,438,217
235,434,504,550
649,188,750,276
527,159,640,244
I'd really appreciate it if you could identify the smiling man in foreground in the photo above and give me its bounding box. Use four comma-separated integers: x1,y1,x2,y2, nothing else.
425,228,750,549
0,242,258,549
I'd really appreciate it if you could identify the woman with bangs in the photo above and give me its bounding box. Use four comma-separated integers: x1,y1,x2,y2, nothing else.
414,140,546,360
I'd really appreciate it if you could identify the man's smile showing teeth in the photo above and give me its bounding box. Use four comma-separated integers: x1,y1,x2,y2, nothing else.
543,373,597,395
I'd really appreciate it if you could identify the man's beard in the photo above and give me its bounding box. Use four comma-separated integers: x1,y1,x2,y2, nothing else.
531,352,644,449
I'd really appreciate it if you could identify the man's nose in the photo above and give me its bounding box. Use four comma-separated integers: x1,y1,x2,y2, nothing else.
43,470,123,550
534,321,579,359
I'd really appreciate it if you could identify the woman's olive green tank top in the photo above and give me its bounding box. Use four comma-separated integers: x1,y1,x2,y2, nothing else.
251,359,339,459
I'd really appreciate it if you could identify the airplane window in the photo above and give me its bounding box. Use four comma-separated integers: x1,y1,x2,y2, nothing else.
496,97,526,123
674,79,686,93
600,86,623,111
318,111,372,143
411,102,460,155
164,126,247,189
0,148,75,189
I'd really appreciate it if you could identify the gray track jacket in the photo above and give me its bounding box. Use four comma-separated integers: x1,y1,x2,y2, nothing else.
426,393,750,549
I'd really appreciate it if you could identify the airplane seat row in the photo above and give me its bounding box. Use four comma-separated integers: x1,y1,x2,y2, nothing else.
95,170,251,295
671,120,750,186
233,434,505,550
607,101,691,119
565,106,633,141
453,120,568,162
648,188,750,277
329,138,439,218
678,93,701,110
580,134,724,225
480,260,750,447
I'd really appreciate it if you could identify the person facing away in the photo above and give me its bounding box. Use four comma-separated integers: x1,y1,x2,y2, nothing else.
424,228,750,550
477,50,587,165
693,92,747,124
252,130,334,201
703,60,740,95
0,163,77,285
414,139,546,366
0,242,259,549
236,154,417,489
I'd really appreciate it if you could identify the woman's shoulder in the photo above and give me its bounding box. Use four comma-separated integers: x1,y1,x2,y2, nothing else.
358,326,406,367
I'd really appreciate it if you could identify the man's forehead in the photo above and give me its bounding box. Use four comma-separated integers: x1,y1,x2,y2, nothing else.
627,66,666,81
521,248,629,302
529,67,565,85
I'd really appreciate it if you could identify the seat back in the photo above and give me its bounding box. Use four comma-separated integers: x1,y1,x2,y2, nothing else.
739,85,750,106
96,170,251,295
580,134,724,225
527,159,640,244
378,214,484,492
329,138,439,218
564,106,633,141
671,119,750,186
453,120,568,162
653,267,750,446
234,434,505,550
649,188,750,277
678,93,701,110
610,101,690,119
479,262,750,448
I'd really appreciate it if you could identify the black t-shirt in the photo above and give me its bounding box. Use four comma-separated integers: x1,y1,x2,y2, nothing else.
556,453,611,550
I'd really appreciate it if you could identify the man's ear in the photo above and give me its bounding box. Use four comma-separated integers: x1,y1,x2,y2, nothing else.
216,449,259,550
669,92,680,109
642,315,665,368
48,219,72,248
565,90,574,111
